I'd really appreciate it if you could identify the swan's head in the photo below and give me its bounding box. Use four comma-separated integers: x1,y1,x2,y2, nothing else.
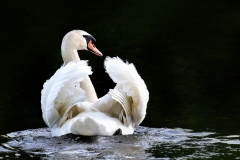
61,30,102,56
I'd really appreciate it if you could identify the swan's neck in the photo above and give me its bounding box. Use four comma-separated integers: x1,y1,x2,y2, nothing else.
80,76,98,103
61,47,98,103
61,48,80,63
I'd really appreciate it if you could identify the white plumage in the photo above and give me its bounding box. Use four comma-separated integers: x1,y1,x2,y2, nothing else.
41,30,149,136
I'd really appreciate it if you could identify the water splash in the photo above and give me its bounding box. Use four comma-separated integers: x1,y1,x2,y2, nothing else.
0,127,240,159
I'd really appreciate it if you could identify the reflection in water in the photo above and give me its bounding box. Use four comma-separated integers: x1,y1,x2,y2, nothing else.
1,126,240,159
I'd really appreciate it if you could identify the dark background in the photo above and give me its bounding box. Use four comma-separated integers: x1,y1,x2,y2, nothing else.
1,0,240,137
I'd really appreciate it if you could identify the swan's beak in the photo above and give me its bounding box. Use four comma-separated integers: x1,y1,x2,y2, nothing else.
87,40,103,56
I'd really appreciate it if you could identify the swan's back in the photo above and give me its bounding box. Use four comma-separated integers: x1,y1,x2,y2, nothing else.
41,57,149,136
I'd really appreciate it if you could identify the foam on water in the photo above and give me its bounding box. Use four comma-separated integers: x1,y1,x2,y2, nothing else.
0,127,240,159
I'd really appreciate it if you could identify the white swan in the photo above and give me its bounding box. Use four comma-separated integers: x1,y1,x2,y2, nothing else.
41,30,149,136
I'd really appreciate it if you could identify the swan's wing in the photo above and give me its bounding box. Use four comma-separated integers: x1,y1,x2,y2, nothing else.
41,61,92,128
93,57,149,128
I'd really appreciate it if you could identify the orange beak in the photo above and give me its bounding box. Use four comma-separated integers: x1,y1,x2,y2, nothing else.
87,40,103,56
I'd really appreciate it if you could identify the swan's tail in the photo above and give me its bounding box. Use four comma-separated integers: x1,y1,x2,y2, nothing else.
41,61,92,128
104,57,149,127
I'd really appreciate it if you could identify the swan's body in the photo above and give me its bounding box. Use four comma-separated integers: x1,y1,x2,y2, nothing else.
41,30,149,136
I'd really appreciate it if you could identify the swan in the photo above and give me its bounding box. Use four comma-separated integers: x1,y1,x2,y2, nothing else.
41,30,149,136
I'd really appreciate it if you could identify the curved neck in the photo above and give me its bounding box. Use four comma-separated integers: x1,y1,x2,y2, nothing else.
61,47,98,103
62,48,80,63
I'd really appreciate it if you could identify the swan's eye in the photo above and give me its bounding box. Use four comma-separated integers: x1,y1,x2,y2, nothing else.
83,35,89,42
83,35,96,44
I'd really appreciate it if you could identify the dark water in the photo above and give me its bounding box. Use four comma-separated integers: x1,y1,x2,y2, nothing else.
1,0,240,159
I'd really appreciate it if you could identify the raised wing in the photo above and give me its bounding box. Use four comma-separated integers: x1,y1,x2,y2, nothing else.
41,61,92,128
93,57,149,128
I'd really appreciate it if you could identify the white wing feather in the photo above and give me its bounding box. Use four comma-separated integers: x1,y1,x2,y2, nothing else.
103,57,149,128
41,61,92,128
41,57,149,136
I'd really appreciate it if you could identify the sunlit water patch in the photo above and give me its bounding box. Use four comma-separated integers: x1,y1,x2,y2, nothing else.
0,127,240,159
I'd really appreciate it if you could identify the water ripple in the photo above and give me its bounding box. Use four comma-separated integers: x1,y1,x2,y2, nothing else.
0,127,240,159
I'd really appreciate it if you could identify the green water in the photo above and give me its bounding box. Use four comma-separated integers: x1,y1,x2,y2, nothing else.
1,0,240,159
